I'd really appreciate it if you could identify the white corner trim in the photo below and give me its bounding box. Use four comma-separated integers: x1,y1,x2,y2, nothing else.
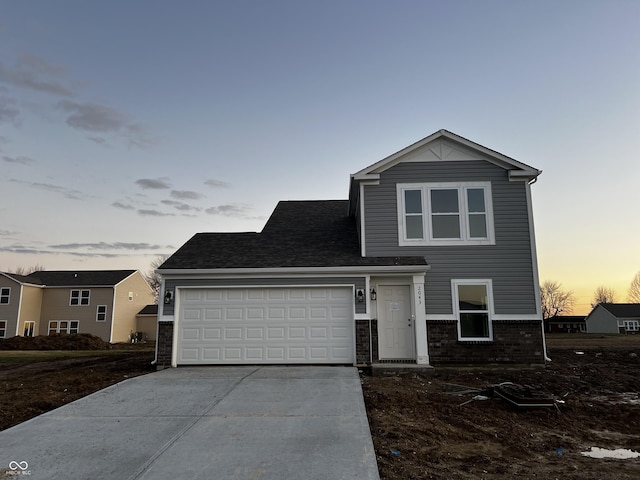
359,182,366,257
525,182,542,319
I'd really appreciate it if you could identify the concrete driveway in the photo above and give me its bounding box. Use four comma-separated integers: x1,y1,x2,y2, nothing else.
0,366,379,480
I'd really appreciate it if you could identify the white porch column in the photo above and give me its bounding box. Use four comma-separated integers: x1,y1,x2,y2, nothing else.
413,274,429,365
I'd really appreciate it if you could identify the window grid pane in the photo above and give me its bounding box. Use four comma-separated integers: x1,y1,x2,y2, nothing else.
467,188,486,213
431,215,460,239
460,313,490,338
404,190,422,214
430,189,459,213
468,214,487,238
405,215,424,239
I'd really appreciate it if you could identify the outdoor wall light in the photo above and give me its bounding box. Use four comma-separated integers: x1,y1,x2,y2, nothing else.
370,288,377,301
356,289,364,303
164,291,173,304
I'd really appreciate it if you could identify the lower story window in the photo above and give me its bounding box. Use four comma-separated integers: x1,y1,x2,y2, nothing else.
0,320,6,338
24,321,35,337
624,320,639,332
48,320,79,335
453,280,493,341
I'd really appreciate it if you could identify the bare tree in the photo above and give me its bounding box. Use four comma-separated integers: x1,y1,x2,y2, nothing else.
10,265,46,275
629,271,640,303
540,281,576,319
143,255,169,304
591,286,616,308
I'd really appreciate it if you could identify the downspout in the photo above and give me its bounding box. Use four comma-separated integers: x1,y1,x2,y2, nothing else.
527,175,550,362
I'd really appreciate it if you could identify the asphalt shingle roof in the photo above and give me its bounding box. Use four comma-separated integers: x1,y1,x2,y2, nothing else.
160,200,427,270
24,270,136,287
598,303,640,318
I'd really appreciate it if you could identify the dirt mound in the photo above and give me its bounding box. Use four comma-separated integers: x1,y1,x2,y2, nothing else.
0,334,111,351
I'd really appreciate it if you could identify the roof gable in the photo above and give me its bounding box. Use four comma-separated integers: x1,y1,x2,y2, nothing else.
0,272,39,285
351,129,541,181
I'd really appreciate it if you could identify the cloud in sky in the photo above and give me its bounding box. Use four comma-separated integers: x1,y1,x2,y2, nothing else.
49,241,169,251
170,190,204,200
137,209,175,217
10,179,88,200
204,179,231,188
0,54,76,97
87,136,107,145
0,96,20,125
3,155,35,165
135,177,172,189
112,201,135,210
58,100,129,133
161,200,201,212
205,204,252,216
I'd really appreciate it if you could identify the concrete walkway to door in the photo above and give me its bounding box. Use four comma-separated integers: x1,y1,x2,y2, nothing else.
0,366,380,480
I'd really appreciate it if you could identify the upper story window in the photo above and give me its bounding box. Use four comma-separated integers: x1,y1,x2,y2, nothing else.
96,305,107,322
0,287,10,304
397,182,495,246
70,289,90,306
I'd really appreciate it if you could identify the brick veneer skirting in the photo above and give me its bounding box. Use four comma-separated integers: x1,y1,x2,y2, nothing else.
355,319,378,365
427,319,545,365
156,321,174,369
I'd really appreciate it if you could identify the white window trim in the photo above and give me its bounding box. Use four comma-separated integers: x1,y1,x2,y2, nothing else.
0,287,10,304
48,320,80,335
452,279,494,341
23,321,35,337
397,182,495,246
96,305,107,322
0,320,6,338
70,289,90,306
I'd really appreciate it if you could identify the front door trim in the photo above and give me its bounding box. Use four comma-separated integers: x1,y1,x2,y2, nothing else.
377,284,415,360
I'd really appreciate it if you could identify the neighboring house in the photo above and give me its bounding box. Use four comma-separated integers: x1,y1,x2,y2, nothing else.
0,270,154,343
545,315,586,333
155,129,545,368
585,303,640,334
136,304,158,342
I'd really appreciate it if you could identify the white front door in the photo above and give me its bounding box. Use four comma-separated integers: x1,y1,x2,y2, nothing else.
378,285,414,359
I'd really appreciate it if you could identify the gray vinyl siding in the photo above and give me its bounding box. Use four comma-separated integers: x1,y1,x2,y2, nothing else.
363,161,536,315
163,276,366,315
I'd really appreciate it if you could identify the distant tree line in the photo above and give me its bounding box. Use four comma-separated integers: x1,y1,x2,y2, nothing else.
540,270,640,320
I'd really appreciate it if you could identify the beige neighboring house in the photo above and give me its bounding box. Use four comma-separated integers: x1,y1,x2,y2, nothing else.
0,270,155,343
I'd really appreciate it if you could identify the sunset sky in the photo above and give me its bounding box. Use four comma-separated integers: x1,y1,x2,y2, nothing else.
1,1,638,315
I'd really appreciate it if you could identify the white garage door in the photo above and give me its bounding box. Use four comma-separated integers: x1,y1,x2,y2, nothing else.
177,287,354,365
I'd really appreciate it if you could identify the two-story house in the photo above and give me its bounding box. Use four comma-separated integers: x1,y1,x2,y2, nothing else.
155,130,545,368
0,270,155,343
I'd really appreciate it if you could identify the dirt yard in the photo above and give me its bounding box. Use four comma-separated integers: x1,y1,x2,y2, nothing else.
362,334,640,479
1,334,639,479
0,335,155,431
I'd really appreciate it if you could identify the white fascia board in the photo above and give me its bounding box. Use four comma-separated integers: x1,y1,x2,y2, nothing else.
158,265,430,278
508,169,542,181
351,173,381,182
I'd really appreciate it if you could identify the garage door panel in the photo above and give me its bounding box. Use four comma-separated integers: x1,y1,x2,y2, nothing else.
177,287,354,365
203,328,221,340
